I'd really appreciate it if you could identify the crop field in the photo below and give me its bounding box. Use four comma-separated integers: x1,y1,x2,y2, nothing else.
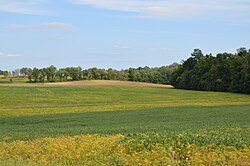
0,81,250,165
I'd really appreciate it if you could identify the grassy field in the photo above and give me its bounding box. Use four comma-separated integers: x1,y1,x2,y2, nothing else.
0,76,28,84
0,82,249,165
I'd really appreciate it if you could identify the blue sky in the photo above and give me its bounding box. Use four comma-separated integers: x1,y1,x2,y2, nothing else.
0,0,250,70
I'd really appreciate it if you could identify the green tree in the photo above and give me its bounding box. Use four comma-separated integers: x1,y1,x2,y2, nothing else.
57,69,69,82
45,65,57,82
39,68,46,82
2,71,9,78
32,68,40,82
191,48,203,60
20,67,32,77
66,67,82,80
171,48,250,94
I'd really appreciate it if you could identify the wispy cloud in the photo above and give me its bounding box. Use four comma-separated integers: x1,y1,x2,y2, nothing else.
5,22,74,31
0,52,22,58
0,0,48,15
70,0,250,19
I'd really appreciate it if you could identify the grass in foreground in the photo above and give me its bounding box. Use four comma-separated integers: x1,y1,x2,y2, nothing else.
0,128,249,165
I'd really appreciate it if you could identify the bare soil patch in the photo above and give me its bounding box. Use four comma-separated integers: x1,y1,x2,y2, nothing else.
0,80,173,88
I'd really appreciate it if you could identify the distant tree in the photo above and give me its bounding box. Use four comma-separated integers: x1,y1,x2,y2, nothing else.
107,68,116,80
20,67,33,80
45,65,57,82
99,69,108,80
191,48,203,60
32,68,40,82
57,69,69,82
14,68,21,77
66,67,82,80
10,63,178,85
237,47,247,57
27,68,33,82
128,68,136,81
2,71,9,77
158,64,179,84
171,49,201,89
244,52,250,93
39,68,46,82
117,70,129,81
229,56,246,93
20,67,27,76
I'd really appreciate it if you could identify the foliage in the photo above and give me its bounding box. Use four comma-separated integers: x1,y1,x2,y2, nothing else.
0,70,8,77
1,64,179,85
171,48,250,94
0,128,249,165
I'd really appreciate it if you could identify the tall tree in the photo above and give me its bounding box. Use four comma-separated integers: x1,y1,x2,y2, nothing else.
171,48,250,94
45,65,57,82
32,68,40,82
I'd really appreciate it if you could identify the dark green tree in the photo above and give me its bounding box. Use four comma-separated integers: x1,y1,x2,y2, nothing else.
32,68,40,82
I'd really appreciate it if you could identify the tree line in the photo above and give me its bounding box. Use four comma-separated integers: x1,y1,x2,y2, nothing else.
1,47,249,94
0,64,179,85
170,48,250,94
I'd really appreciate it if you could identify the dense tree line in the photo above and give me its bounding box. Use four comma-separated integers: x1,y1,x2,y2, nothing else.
170,48,250,94
1,64,179,85
2,48,248,94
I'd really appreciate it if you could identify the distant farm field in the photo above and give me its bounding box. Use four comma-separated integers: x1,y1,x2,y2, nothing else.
0,81,249,165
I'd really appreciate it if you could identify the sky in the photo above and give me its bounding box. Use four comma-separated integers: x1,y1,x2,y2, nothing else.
0,0,250,71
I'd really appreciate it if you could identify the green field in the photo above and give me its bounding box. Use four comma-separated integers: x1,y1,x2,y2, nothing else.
0,83,249,165
0,76,28,84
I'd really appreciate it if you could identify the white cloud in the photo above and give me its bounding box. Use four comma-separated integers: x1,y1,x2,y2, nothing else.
0,52,22,58
6,54,22,57
5,22,74,31
70,0,250,18
0,0,48,15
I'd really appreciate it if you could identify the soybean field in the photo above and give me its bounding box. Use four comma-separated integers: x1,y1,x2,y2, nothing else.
0,81,249,165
